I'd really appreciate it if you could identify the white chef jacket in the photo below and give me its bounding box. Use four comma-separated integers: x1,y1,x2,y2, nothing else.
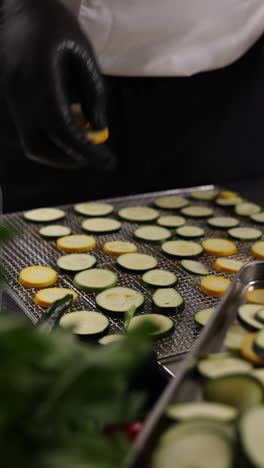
74,0,264,76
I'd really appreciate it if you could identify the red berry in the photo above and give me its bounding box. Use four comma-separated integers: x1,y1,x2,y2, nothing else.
125,421,144,441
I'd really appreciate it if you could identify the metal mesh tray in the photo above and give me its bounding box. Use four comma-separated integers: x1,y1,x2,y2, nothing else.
2,184,263,361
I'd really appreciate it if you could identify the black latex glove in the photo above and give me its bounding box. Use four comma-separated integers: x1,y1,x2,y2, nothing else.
1,0,116,170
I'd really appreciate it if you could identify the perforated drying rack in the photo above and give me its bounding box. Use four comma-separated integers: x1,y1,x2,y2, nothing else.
2,184,263,363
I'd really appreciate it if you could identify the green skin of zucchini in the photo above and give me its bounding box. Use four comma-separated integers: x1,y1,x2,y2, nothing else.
75,323,110,343
253,341,264,360
237,314,262,332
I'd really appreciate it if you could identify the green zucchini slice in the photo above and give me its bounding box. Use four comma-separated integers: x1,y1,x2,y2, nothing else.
228,227,262,241
74,201,114,217
118,206,159,222
165,402,238,422
207,217,239,229
127,313,174,339
154,195,189,210
255,307,264,324
194,307,214,326
215,197,243,207
180,259,209,275
252,368,264,385
59,310,109,338
162,240,203,258
181,205,214,218
98,334,124,345
142,269,177,288
117,252,158,272
239,406,264,468
176,225,205,239
250,211,264,224
96,286,144,313
57,253,97,272
197,356,252,379
134,225,171,242
253,329,264,359
24,207,65,223
39,225,72,238
235,202,261,216
190,189,219,201
73,268,117,292
152,288,184,314
157,215,186,228
224,324,248,352
81,217,121,233
237,304,264,331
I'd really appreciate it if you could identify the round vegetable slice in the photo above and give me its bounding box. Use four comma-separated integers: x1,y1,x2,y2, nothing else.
253,329,264,359
235,202,261,216
142,269,177,288
207,217,239,229
74,202,114,217
56,234,96,252
96,286,144,313
102,241,138,256
181,205,214,218
73,268,117,292
118,206,159,222
59,311,109,338
134,225,171,242
98,334,124,345
246,289,264,305
19,265,57,288
197,356,252,379
213,258,244,274
228,227,262,242
176,225,205,239
165,402,238,422
204,374,263,411
190,189,218,201
240,333,264,366
34,288,77,308
218,191,239,200
252,368,264,385
127,314,174,339
117,253,158,272
161,240,203,258
202,238,237,256
250,211,264,224
239,406,264,468
81,217,121,233
152,288,184,314
255,307,264,324
56,253,96,272
24,207,65,223
157,215,186,228
194,307,214,326
237,304,264,331
216,197,243,207
200,275,231,298
251,241,264,259
180,259,209,275
224,324,248,352
39,225,72,238
154,195,189,210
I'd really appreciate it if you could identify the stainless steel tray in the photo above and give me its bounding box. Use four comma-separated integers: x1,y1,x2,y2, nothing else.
126,260,264,467
2,184,263,361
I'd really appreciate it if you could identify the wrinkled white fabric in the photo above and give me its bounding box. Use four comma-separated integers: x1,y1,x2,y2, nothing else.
77,0,264,76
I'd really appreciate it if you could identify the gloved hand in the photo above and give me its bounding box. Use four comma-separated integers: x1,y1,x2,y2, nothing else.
1,0,116,170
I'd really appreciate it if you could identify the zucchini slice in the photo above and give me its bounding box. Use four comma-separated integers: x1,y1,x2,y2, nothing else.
200,275,231,298
142,269,177,288
73,268,117,292
73,202,114,217
161,240,203,258
127,313,174,339
190,189,218,201
81,217,121,234
255,307,264,324
165,402,238,422
246,289,264,305
34,287,77,308
152,288,184,314
134,225,171,243
118,206,159,223
154,195,189,210
96,286,144,313
240,333,264,366
152,421,233,468
24,207,65,223
250,211,264,224
98,334,124,345
204,374,263,411
116,252,158,272
237,304,264,331
19,265,57,288
202,238,237,256
56,253,96,272
228,227,262,242
39,225,72,238
215,197,243,207
176,225,205,239
194,307,214,326
224,324,248,352
251,241,264,259
253,329,264,359
252,368,264,385
213,258,244,274
180,259,209,275
197,356,252,379
181,205,214,218
235,202,261,217
59,310,109,338
102,241,138,256
239,406,264,468
157,215,186,228
207,216,239,229
56,234,96,253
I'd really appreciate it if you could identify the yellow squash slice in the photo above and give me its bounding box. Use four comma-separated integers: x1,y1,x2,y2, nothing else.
202,238,237,256
246,289,264,305
200,275,231,297
56,234,96,252
34,287,77,308
213,258,244,274
251,241,264,260
19,266,57,288
102,241,138,256
240,333,264,366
